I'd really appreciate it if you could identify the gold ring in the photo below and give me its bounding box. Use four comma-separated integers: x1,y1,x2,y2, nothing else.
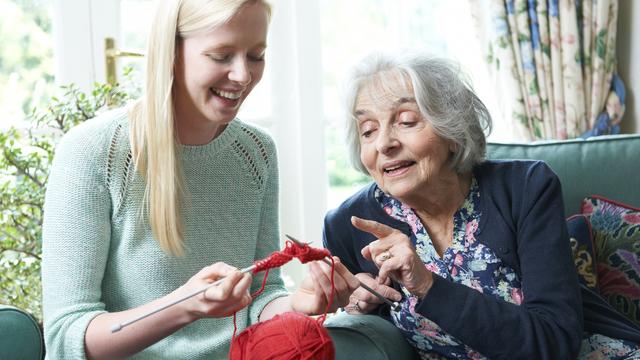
379,250,393,262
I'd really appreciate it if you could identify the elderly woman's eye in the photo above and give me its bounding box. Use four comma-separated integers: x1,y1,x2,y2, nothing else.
358,120,377,139
397,111,423,129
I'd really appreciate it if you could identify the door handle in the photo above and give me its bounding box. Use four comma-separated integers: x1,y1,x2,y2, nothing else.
105,37,144,85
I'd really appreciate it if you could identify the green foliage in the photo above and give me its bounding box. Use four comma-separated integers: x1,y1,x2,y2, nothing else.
325,125,370,187
0,82,135,322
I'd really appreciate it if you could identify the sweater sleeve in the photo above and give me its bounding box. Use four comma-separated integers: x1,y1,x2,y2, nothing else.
323,208,363,274
414,162,582,359
322,185,387,276
247,136,288,323
42,122,112,360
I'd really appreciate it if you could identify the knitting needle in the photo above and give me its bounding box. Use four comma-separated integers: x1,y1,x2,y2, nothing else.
111,237,401,333
110,264,257,333
285,234,401,311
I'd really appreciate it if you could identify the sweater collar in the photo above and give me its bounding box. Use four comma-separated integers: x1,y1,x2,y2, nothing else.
179,120,240,160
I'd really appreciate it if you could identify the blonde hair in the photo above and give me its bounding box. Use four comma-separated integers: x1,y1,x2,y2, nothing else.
129,0,271,256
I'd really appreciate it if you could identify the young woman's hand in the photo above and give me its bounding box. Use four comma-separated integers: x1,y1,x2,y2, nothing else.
353,216,433,299
344,273,402,314
290,257,360,315
177,262,253,320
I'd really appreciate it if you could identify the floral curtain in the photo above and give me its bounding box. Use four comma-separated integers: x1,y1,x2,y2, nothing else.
471,0,624,141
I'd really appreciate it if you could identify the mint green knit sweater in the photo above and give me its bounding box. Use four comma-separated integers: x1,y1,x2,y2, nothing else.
42,108,288,359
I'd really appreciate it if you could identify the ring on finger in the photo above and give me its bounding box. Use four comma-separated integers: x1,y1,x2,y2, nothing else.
353,300,362,312
379,250,393,262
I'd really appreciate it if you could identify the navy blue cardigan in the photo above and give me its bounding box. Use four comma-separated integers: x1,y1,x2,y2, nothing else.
323,160,640,359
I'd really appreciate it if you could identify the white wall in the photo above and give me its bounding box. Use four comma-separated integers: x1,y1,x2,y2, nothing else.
265,0,327,287
617,0,640,134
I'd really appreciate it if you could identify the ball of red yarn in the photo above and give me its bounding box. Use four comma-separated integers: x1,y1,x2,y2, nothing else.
229,312,335,360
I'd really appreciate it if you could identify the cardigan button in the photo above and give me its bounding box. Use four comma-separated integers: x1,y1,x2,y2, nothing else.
499,247,509,254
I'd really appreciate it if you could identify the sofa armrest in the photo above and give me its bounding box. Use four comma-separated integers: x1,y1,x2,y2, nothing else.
0,305,44,360
325,313,418,359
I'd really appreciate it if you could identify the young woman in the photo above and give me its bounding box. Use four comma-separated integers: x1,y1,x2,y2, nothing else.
42,1,357,359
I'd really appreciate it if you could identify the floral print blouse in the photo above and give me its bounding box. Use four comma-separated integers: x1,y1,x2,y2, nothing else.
374,178,640,360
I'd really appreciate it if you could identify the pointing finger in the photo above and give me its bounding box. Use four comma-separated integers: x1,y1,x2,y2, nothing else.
351,216,396,238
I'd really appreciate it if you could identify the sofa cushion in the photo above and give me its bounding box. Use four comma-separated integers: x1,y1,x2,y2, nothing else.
581,196,640,326
567,214,598,291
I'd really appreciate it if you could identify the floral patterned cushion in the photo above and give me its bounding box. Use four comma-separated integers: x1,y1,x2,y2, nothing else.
581,196,640,327
567,214,598,291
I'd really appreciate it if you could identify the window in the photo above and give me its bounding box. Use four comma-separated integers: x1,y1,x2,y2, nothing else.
45,0,502,287
319,0,502,209
0,0,54,130
62,0,499,244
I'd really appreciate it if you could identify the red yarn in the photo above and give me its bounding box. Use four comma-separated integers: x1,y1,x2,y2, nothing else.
249,240,334,314
230,240,337,360
229,312,335,360
253,240,332,273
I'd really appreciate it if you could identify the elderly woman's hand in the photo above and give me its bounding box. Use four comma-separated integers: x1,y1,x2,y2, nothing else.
352,216,434,299
345,273,402,314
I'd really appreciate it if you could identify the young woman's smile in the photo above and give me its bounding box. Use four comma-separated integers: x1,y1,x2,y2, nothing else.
173,1,269,144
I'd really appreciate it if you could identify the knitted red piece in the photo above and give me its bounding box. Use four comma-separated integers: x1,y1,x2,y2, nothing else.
253,240,331,273
229,240,336,360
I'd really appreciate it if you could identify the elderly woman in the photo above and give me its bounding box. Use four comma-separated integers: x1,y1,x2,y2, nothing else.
323,53,640,359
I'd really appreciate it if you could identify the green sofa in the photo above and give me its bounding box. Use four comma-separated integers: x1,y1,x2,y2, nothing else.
486,134,640,216
325,133,640,359
0,305,43,360
3,134,639,359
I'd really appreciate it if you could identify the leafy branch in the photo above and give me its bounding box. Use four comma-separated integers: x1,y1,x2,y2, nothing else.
0,76,138,322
